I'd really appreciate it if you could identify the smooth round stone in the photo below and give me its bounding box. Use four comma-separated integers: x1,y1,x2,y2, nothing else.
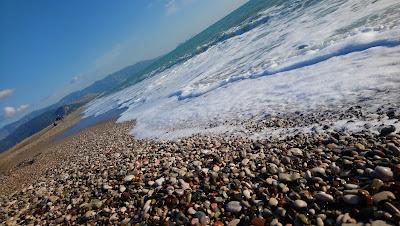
343,194,362,205
226,201,242,213
327,143,338,149
310,167,326,176
269,197,278,206
371,220,394,226
200,216,210,226
314,192,334,202
244,168,255,177
85,210,95,218
103,184,112,190
373,191,396,204
289,148,303,156
294,200,307,208
266,178,276,185
243,189,251,199
191,218,199,225
241,158,250,165
124,175,135,182
215,197,224,203
270,218,280,226
228,219,240,226
188,207,196,215
316,217,324,226
210,203,218,211
276,207,286,217
213,165,220,172
371,179,384,191
120,206,127,213
279,173,300,182
374,166,393,179
194,211,206,219
344,184,359,190
355,143,365,150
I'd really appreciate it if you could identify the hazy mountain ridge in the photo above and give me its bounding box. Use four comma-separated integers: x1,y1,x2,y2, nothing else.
0,58,156,152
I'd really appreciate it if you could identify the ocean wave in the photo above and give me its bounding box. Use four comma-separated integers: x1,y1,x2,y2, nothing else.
84,0,400,139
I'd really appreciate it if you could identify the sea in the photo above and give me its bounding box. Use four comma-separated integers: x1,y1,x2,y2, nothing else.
82,0,400,139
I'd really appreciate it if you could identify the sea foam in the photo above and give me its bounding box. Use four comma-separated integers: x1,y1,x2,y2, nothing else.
84,0,400,139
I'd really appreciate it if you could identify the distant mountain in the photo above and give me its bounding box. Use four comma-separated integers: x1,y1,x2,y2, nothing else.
0,58,156,152
0,103,84,152
58,58,156,105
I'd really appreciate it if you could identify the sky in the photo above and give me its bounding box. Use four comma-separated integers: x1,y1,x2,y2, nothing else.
0,0,247,127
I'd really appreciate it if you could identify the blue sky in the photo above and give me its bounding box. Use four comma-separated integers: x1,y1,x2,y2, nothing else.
0,0,247,127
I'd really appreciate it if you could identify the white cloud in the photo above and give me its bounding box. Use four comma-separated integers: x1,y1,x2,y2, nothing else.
4,107,16,118
0,89,14,101
70,75,80,84
17,104,29,112
3,104,29,118
165,0,195,16
165,0,178,15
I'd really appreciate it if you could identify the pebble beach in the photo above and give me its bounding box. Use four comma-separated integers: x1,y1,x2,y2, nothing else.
1,103,399,226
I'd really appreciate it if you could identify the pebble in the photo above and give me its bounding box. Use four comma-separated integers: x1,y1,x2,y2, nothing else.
374,166,393,179
124,175,135,182
316,217,324,226
294,200,307,208
225,201,242,213
269,197,278,206
155,177,165,186
241,158,250,165
119,185,126,193
343,194,362,205
243,189,251,199
314,192,334,202
373,191,396,204
85,210,95,218
380,125,396,136
2,112,400,225
289,148,303,156
371,220,394,226
310,167,326,176
355,143,365,150
103,184,112,190
188,207,196,215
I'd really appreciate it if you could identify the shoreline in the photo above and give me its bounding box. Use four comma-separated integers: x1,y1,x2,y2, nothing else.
1,103,399,225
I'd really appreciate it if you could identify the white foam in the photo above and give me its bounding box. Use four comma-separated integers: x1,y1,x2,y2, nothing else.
84,0,400,139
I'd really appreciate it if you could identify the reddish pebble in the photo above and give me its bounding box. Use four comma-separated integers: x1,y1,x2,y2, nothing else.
251,217,266,226
211,203,218,211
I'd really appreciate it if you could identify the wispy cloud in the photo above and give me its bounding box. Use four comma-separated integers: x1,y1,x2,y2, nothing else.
165,0,194,16
0,89,14,101
70,75,80,84
3,104,29,118
165,0,178,16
